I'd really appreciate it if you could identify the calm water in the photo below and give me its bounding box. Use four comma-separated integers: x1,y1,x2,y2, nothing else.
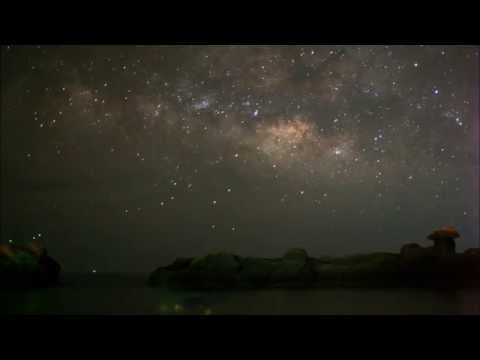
1,273,479,315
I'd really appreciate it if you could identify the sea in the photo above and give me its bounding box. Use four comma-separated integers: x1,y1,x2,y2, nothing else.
1,273,479,315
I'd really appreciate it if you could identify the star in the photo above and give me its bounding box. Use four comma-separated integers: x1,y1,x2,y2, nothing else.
2,44,476,273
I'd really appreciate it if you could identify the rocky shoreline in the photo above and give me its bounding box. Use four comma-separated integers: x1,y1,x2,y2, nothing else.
148,250,480,290
148,227,480,290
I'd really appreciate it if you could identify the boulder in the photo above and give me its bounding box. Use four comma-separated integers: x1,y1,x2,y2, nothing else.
400,243,426,261
283,248,308,263
0,243,61,288
147,267,169,286
167,252,241,289
238,257,277,286
462,249,480,276
165,257,193,271
343,253,401,272
271,248,314,285
147,239,480,289
189,252,240,274
464,248,480,257
37,254,61,285
16,242,47,258
312,253,401,284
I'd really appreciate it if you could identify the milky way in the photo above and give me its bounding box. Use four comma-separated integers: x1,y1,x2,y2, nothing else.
1,45,479,272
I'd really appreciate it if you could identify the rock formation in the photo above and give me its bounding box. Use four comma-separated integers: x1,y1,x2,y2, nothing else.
426,226,459,257
400,243,427,261
0,242,61,288
149,226,479,290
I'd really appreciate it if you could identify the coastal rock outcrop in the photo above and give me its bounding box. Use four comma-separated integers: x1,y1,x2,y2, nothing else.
0,242,61,288
149,227,479,290
149,249,405,289
149,252,241,289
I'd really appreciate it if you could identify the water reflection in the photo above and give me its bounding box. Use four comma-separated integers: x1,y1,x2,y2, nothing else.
155,297,214,315
1,274,479,315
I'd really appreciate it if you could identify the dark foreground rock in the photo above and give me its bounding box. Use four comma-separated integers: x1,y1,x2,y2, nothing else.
149,247,480,290
0,243,61,288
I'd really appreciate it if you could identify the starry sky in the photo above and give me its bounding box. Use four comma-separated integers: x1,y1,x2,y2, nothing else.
1,45,479,273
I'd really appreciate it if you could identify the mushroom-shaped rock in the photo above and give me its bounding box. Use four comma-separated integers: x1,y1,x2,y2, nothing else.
427,226,459,257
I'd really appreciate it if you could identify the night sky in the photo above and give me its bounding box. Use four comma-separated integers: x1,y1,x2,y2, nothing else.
1,45,479,273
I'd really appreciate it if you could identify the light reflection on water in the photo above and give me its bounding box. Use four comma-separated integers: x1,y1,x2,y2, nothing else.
1,274,479,315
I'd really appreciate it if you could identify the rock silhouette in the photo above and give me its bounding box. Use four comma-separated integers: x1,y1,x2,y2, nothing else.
149,227,480,290
427,226,459,257
400,243,426,260
0,242,61,288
